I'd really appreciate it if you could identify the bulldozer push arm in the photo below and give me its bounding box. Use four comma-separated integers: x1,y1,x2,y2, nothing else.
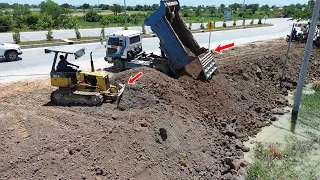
144,0,217,80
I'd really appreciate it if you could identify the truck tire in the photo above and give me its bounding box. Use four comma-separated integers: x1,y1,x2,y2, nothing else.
114,59,124,70
127,52,133,61
5,51,18,61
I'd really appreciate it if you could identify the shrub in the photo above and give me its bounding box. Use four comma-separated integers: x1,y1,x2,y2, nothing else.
0,15,13,32
250,19,254,25
258,18,262,24
12,28,21,44
62,16,79,29
46,28,53,41
142,23,146,34
75,25,81,40
100,16,110,27
123,24,128,30
200,23,204,29
233,20,236,26
84,10,102,22
223,21,227,27
37,13,54,30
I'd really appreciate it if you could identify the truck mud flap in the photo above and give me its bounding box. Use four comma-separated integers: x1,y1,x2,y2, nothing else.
199,51,218,80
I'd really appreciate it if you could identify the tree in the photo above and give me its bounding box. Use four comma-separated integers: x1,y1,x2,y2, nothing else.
111,4,122,15
261,4,269,11
296,3,303,9
229,3,241,12
151,4,159,10
220,4,225,9
12,28,21,44
75,25,81,39
0,15,13,32
100,16,110,27
82,3,90,10
61,3,71,8
12,4,31,18
46,28,53,41
40,0,66,20
37,13,54,29
195,6,202,17
22,13,40,30
84,10,101,22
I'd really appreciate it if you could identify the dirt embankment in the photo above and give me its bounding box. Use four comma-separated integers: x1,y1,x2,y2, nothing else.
1,39,320,180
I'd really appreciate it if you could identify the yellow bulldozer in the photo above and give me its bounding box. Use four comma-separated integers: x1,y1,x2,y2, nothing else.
45,47,125,107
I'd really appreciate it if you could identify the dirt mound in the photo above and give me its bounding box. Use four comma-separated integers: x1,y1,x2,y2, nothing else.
1,39,320,179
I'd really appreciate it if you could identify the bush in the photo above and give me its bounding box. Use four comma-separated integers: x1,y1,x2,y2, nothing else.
84,10,102,22
233,20,236,26
75,25,81,40
123,24,128,30
12,28,21,44
0,15,13,32
258,18,262,24
61,16,79,29
22,13,40,30
36,13,54,30
200,23,204,29
250,19,254,25
188,22,192,30
46,28,53,41
100,16,110,27
142,23,146,34
223,21,227,28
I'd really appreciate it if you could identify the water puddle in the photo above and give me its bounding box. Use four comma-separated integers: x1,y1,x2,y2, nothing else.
243,82,320,177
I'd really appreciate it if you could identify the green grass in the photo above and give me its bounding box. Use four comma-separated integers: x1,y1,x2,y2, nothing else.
77,19,143,29
68,36,100,41
246,88,320,180
70,10,147,17
18,39,64,45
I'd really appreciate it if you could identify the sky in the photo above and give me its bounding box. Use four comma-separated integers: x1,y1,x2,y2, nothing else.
5,0,309,7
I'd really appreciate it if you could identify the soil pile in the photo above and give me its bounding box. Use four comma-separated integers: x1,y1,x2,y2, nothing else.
1,39,320,179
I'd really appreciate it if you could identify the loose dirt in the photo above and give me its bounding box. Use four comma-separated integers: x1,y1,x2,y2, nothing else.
1,39,320,180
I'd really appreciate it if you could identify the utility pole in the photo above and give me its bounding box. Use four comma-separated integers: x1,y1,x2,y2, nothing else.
124,0,127,25
242,0,246,18
292,0,320,116
280,23,295,87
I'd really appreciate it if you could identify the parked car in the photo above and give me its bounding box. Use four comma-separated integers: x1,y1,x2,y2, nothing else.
0,42,23,61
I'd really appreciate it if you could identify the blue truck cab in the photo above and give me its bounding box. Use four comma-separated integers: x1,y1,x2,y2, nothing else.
104,30,142,63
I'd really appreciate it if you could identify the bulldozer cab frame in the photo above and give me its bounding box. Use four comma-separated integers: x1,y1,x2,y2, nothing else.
45,47,85,73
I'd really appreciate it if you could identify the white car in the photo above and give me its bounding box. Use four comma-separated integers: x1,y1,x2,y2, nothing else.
0,43,23,61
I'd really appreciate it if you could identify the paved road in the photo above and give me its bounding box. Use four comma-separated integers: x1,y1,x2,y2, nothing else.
0,18,295,84
1,18,292,43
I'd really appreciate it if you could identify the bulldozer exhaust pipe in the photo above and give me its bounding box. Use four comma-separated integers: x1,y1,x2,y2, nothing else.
90,52,95,72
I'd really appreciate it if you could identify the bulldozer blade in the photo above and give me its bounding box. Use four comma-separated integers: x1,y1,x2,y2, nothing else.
199,50,218,80
116,84,125,109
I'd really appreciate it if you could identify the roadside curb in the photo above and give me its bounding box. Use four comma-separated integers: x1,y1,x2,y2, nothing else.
20,24,273,49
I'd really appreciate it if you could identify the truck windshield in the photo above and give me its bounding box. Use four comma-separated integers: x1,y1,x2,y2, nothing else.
108,37,120,46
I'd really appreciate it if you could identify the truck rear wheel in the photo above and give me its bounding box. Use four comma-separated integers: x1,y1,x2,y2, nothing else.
5,51,18,61
114,59,124,70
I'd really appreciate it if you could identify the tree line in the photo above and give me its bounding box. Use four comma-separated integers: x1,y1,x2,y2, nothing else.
0,0,315,33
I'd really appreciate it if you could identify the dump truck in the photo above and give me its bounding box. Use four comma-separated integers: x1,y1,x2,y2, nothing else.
105,0,217,80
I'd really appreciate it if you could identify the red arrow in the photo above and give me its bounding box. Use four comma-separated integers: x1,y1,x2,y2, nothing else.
128,72,143,84
214,43,235,53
